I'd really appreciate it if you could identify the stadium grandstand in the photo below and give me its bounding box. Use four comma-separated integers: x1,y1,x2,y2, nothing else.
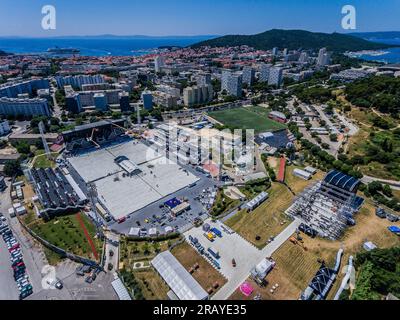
62,119,126,152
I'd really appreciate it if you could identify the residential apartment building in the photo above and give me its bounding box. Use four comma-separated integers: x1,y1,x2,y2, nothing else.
268,67,283,87
141,91,153,110
154,56,166,73
55,74,105,89
317,48,331,67
259,63,272,83
183,84,213,106
0,78,50,98
0,97,50,117
242,66,255,86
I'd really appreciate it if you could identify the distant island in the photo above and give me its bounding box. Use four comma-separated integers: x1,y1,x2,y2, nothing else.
191,29,397,52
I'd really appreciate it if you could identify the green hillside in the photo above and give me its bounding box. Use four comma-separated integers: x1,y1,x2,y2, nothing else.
191,29,395,52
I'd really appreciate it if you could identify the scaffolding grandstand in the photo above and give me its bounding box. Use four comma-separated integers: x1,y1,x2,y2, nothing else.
286,170,364,240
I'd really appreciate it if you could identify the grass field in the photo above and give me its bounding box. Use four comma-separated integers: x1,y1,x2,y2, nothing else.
133,269,170,300
208,106,286,133
32,151,58,168
171,242,227,295
118,237,181,300
225,183,294,249
119,237,175,268
210,189,240,217
26,212,102,262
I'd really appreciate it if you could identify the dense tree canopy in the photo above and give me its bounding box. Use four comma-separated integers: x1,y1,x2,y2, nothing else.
346,76,400,115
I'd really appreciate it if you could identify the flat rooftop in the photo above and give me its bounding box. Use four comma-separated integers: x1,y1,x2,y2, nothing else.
68,140,199,219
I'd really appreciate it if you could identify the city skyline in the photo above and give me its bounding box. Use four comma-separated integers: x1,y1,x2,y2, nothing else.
0,0,399,37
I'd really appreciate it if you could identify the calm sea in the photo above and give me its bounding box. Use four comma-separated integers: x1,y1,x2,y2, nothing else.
357,38,400,64
0,36,214,57
1,36,399,63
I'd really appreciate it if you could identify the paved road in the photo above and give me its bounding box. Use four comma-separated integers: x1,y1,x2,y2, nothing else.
104,231,120,272
211,219,301,300
361,175,400,191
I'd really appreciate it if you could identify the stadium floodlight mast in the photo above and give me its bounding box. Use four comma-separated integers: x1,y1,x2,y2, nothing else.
87,183,104,241
39,121,52,160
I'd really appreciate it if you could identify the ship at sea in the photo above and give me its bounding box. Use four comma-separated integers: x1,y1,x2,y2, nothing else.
47,47,80,55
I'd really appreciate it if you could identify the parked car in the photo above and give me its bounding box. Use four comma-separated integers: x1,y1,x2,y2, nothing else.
85,276,93,284
55,280,63,290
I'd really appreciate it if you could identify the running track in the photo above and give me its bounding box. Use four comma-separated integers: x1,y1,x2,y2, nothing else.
75,213,99,260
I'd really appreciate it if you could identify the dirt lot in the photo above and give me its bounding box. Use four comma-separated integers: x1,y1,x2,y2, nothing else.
285,165,325,195
171,242,227,295
225,183,294,249
229,198,400,300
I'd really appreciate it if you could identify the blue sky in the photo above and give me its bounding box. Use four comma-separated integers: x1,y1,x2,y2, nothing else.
0,0,399,37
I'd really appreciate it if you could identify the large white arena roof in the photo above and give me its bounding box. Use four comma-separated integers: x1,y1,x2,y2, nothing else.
151,251,208,300
68,140,199,219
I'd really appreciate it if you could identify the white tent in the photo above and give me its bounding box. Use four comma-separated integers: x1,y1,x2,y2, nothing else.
151,251,208,300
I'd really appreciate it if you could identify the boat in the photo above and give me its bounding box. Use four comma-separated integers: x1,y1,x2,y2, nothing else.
47,47,80,54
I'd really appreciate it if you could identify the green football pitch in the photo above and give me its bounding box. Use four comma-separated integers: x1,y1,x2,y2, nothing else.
208,106,286,133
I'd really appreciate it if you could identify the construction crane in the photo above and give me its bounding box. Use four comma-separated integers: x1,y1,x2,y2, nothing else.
105,119,141,138
39,121,52,160
87,128,100,148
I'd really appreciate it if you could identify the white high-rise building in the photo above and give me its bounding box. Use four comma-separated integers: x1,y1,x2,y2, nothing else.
272,47,278,56
154,56,165,73
183,84,213,106
221,70,242,97
197,73,212,86
221,70,231,92
227,74,242,97
268,67,283,87
259,63,272,82
299,52,309,63
317,48,331,66
242,66,255,86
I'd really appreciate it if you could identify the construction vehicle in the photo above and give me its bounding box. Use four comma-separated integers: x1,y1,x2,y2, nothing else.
289,236,307,251
204,232,215,242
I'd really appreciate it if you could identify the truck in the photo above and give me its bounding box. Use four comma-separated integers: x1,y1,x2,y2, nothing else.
204,232,215,242
207,247,220,259
211,227,222,238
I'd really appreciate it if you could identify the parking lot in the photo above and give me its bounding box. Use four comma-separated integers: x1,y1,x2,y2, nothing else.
0,220,19,300
0,213,34,299
184,219,262,280
111,163,219,235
